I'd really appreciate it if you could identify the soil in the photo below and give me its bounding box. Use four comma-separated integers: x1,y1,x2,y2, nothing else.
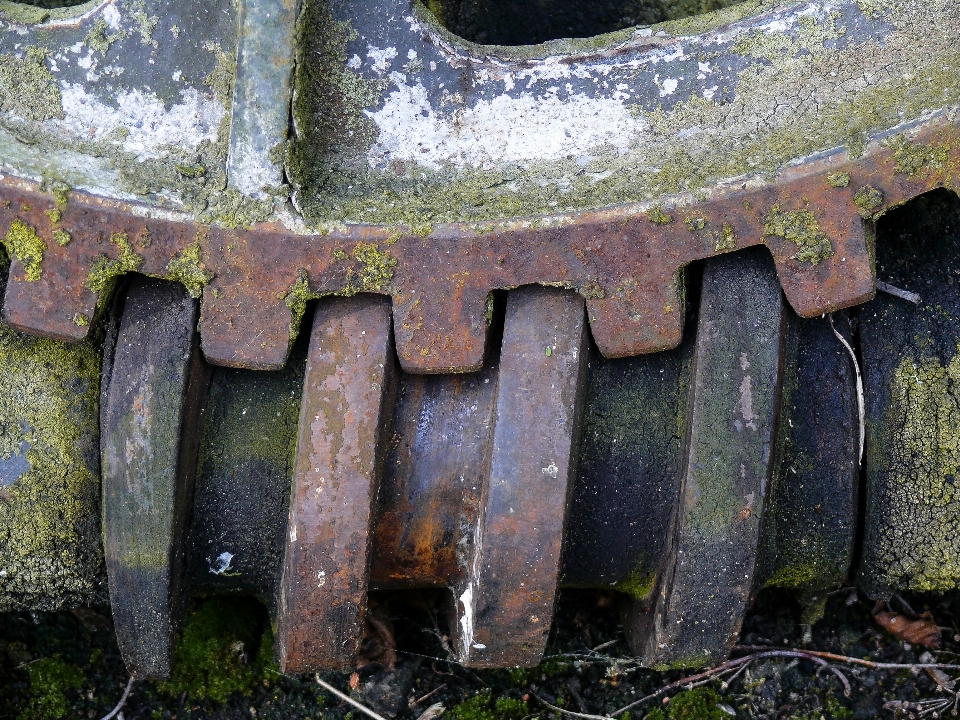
2,587,959,719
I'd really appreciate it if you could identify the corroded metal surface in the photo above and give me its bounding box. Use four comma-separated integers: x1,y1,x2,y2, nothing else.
276,296,395,673
101,277,208,678
453,286,589,667
635,249,785,668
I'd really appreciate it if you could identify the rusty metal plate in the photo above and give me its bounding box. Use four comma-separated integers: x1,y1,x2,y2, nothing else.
276,295,395,673
453,286,588,667
1,119,957,372
633,248,785,668
101,277,209,678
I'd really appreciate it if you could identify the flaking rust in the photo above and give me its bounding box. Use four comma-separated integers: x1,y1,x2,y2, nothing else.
2,119,959,373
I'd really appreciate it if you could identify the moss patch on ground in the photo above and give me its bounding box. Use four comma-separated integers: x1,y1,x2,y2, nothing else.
158,596,276,704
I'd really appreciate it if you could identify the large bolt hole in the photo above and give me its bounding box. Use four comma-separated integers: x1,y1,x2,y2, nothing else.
426,0,747,46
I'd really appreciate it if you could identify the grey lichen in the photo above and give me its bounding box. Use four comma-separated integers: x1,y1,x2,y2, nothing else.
85,17,127,55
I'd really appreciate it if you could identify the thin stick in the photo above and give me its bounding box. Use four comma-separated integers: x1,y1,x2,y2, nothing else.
735,645,960,671
591,639,619,653
100,675,135,720
876,280,921,304
530,692,611,720
411,683,447,707
829,313,864,464
316,675,389,720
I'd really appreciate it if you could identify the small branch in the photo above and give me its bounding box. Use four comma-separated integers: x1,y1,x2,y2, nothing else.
410,683,447,708
316,675,389,720
829,313,864,464
591,640,619,653
734,645,960,671
531,692,612,720
876,280,921,304
100,675,135,720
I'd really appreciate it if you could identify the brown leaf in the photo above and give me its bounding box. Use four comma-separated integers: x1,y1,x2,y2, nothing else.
873,610,940,647
358,612,397,670
349,672,360,690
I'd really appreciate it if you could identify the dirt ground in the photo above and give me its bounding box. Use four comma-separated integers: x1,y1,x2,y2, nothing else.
3,586,959,720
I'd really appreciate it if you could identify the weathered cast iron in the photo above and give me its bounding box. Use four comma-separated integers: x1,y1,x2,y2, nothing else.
1,0,959,678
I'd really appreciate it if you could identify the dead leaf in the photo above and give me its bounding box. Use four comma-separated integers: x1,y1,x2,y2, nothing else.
349,672,360,690
873,610,940,647
416,702,445,720
358,612,397,670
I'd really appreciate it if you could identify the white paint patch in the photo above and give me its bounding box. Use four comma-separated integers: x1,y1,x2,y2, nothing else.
367,79,646,170
209,551,234,575
659,78,679,96
366,44,398,75
101,1,121,30
56,84,226,160
542,462,559,478
458,585,474,652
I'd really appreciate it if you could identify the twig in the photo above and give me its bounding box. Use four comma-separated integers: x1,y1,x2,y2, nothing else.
410,683,447,707
876,279,921,304
100,675,135,720
316,675,389,720
530,692,611,720
829,313,864,464
591,639,619,653
735,645,960,671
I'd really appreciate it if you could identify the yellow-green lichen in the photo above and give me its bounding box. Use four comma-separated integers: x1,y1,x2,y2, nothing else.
0,47,62,122
714,222,737,251
854,185,884,219
72,312,88,327
202,41,236,105
685,216,707,231
886,134,953,177
2,219,45,281
343,242,396,295
0,262,105,610
43,208,60,224
284,269,317,342
827,171,851,188
763,205,833,266
647,206,674,225
84,17,126,54
866,350,960,592
84,231,144,297
52,229,71,247
165,238,213,299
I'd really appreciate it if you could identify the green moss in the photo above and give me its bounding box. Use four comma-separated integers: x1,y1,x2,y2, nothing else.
763,205,833,266
0,262,105,610
827,172,851,188
52,229,71,247
0,47,63,122
72,312,88,327
175,163,207,179
449,692,529,720
661,687,728,720
157,596,277,704
2,219,45,281
84,17,126,55
764,562,820,589
685,216,707,231
17,656,84,720
44,208,60,224
853,185,884,219
165,238,213,299
84,231,144,297
616,566,657,599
